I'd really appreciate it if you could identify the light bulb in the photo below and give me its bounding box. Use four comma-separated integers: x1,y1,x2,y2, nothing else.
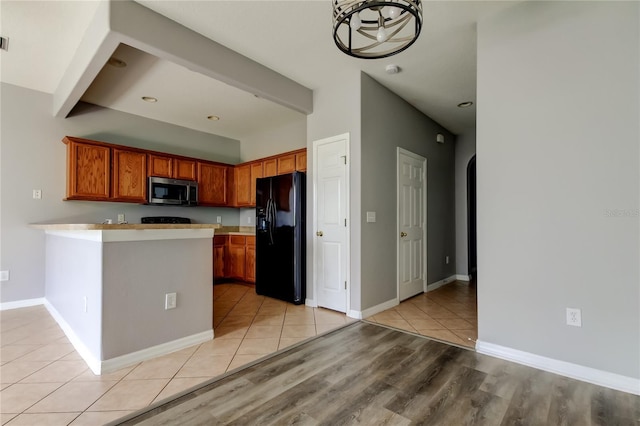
376,26,388,43
388,6,402,19
350,12,361,30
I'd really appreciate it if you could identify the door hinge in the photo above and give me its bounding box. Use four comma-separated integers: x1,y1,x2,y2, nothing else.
344,218,347,227
344,281,347,289
340,155,347,165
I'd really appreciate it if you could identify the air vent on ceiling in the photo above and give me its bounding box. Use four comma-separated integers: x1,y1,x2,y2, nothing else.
0,37,8,51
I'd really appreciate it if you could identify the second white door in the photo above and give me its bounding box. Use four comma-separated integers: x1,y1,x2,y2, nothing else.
397,148,426,301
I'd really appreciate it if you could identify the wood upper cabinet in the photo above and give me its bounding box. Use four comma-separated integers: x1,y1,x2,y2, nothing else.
112,149,147,203
147,154,173,178
174,159,197,181
198,162,228,206
65,138,111,201
263,158,277,177
148,155,196,181
277,153,296,175
250,162,263,206
245,236,256,283
295,150,307,172
234,164,252,207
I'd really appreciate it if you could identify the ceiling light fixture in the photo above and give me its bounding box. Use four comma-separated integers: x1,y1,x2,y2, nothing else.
207,115,220,121
107,57,127,68
457,101,474,108
333,0,422,59
141,96,157,103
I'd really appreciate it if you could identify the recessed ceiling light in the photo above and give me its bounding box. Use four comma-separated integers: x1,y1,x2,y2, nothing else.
141,96,157,103
107,57,127,68
207,115,220,121
457,101,474,108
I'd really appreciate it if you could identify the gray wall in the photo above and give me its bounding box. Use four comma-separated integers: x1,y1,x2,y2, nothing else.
240,117,307,162
477,1,639,378
361,74,456,309
454,127,476,277
306,69,362,311
0,83,242,303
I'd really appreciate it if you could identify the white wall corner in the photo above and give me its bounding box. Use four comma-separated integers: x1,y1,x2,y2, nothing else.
455,274,471,282
0,298,46,311
476,340,640,396
44,300,102,374
100,330,213,375
426,275,457,292
357,297,399,320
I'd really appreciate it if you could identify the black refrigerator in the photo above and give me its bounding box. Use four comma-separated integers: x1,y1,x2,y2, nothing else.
255,172,305,304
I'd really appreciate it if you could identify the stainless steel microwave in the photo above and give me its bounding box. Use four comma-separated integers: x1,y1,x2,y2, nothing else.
148,177,198,206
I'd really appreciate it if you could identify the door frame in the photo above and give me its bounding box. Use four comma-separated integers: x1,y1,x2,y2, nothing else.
311,133,351,313
396,147,428,299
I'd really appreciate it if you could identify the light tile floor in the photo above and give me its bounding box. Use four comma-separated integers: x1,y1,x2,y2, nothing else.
366,280,477,348
0,283,351,425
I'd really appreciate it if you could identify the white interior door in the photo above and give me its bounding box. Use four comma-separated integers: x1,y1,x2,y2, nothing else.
397,148,426,301
314,134,349,313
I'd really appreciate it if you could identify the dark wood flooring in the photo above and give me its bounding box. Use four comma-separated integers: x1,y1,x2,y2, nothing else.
115,322,640,425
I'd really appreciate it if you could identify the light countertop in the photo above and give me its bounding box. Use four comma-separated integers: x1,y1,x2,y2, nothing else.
30,223,223,231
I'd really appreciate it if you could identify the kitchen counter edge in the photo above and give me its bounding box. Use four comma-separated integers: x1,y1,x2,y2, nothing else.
30,223,223,231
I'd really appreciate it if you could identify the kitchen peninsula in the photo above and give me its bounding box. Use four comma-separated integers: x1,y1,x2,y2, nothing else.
31,223,221,375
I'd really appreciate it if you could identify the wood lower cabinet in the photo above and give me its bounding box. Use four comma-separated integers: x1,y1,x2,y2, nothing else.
198,162,229,206
214,234,255,283
245,236,256,283
64,138,111,201
213,235,227,281
112,149,147,203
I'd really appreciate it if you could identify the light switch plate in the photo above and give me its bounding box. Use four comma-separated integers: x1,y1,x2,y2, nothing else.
165,293,177,310
366,211,376,223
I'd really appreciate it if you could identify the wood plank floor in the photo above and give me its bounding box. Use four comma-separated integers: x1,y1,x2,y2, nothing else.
116,322,640,426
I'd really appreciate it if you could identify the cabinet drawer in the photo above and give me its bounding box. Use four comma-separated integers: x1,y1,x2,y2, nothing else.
229,235,246,245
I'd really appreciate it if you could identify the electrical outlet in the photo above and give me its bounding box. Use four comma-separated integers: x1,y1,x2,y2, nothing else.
247,216,252,224
117,213,126,224
0,271,9,281
165,293,177,310
216,216,221,224
32,189,42,199
566,308,582,327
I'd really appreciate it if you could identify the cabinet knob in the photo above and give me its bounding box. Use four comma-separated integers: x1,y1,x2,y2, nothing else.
400,232,407,237
316,231,324,237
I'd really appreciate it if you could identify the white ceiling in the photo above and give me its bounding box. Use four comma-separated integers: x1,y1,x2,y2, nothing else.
0,1,518,139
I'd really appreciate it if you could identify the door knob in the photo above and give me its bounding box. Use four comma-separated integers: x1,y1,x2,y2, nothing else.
400,232,407,237
316,231,324,237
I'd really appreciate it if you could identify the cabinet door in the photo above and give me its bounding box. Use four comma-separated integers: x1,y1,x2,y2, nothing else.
245,236,256,283
295,150,307,172
67,141,111,200
235,164,251,207
174,159,197,181
263,159,277,177
250,162,263,206
148,154,173,178
277,154,296,175
198,162,228,206
227,236,246,280
213,236,227,280
112,149,147,203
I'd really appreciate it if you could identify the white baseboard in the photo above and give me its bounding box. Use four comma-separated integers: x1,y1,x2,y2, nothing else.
426,274,457,292
100,330,213,375
305,298,317,308
0,298,45,311
44,301,102,374
455,274,470,282
352,297,399,320
45,300,213,375
476,340,640,396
